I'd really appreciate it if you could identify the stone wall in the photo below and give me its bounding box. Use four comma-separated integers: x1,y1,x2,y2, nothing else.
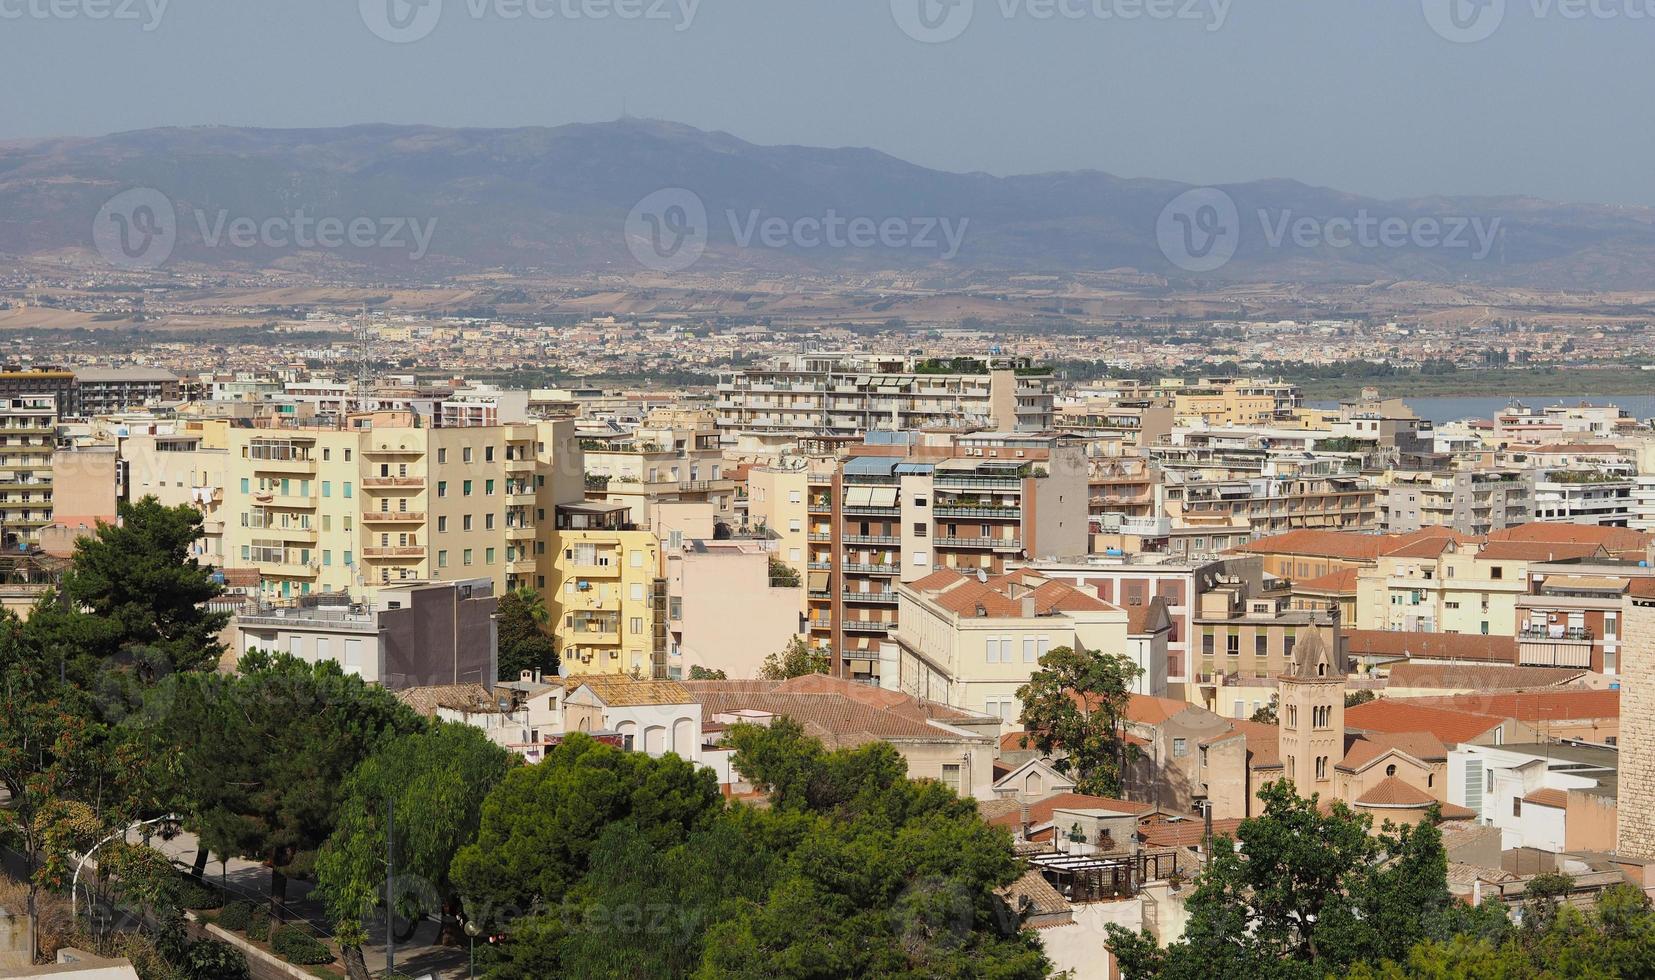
1617,595,1655,859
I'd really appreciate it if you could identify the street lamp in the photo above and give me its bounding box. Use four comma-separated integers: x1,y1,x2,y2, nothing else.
72,814,176,919
464,920,483,979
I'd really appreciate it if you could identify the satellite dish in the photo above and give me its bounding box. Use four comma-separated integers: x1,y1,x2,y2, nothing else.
976,569,989,584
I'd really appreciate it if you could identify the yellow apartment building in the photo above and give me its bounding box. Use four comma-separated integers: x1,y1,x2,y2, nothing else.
549,500,665,676
0,395,59,547
1354,537,1528,635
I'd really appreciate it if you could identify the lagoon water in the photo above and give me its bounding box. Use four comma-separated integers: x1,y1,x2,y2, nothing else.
1309,395,1655,425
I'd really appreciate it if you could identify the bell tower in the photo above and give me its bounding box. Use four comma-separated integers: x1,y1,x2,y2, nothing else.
1276,629,1347,796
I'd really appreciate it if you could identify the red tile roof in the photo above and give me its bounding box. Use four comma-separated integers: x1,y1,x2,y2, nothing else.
1486,523,1650,560
1355,776,1438,808
1297,568,1359,594
1338,731,1448,772
1126,694,1192,725
913,569,1115,618
1140,817,1245,848
1523,788,1568,808
1344,629,1516,665
1345,699,1506,746
1385,663,1587,691
1238,529,1394,561
1395,690,1618,723
984,792,1152,832
1475,540,1606,562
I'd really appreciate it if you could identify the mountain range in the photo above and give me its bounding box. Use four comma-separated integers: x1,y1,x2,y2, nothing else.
2,118,1653,290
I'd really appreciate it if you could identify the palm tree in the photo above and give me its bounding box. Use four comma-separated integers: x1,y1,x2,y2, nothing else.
512,586,549,627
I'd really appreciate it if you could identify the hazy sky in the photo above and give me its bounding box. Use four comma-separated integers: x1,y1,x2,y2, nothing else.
2,0,1650,205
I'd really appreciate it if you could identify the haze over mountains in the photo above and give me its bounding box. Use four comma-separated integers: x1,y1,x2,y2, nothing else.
2,118,1653,290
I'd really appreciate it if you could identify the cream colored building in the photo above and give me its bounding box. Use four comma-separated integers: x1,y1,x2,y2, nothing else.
883,568,1130,727
0,395,58,546
583,409,738,525
1354,537,1527,636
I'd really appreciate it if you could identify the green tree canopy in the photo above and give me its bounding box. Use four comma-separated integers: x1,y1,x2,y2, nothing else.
760,636,829,681
1015,645,1142,796
497,587,556,682
317,722,516,978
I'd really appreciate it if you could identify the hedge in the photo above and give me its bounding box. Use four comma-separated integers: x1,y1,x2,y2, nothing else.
271,926,333,965
176,876,224,911
245,906,270,942
217,900,254,932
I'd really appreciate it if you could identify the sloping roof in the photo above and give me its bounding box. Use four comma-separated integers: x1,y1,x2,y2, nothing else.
1126,596,1172,635
395,683,499,717
1126,693,1192,725
1237,529,1393,562
1338,731,1448,773
682,675,988,749
1385,663,1587,692
1344,629,1517,665
1355,776,1437,807
1297,568,1359,595
1140,817,1244,848
1523,788,1569,808
1345,699,1506,746
1476,540,1606,562
914,570,1115,618
569,674,693,707
1397,690,1618,723
1229,719,1281,768
997,870,1070,921
985,792,1152,833
1486,522,1650,560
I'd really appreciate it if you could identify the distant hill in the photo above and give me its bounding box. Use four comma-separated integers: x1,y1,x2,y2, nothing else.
3,118,1654,289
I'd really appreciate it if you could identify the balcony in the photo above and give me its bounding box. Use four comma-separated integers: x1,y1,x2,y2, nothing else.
807,617,833,630
933,506,1022,520
505,458,536,475
505,525,536,541
568,559,621,577
506,559,537,576
808,532,832,543
843,534,900,546
934,536,1024,552
363,511,426,523
363,477,424,489
843,620,892,634
507,491,537,506
251,524,318,543
808,561,832,571
844,505,902,518
362,546,425,559
843,562,899,575
1518,625,1595,669
249,456,317,476
843,591,899,605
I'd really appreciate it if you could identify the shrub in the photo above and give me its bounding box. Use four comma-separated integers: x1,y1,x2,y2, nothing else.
245,905,270,942
180,938,250,980
217,900,253,932
271,926,333,965
176,875,223,911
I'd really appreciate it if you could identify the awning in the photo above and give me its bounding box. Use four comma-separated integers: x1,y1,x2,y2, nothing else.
848,659,875,673
808,570,829,591
868,487,899,507
845,487,874,506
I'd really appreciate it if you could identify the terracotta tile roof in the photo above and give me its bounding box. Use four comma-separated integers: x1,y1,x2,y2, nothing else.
977,797,1023,822
1345,699,1506,746
1338,731,1448,773
1385,663,1588,692
997,870,1070,921
1631,578,1655,600
1126,694,1192,725
1355,776,1437,808
1396,690,1618,723
568,674,693,707
1383,537,1463,559
395,683,500,717
1523,788,1569,808
1229,719,1280,768
985,792,1152,832
1486,523,1650,560
1344,629,1517,665
682,675,988,749
1001,729,1034,752
1297,568,1359,594
1140,817,1244,848
1476,540,1605,562
1237,529,1394,562
916,570,1114,618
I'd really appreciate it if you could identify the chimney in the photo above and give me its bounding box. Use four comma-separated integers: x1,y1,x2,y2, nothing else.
1022,595,1036,618
1019,803,1031,839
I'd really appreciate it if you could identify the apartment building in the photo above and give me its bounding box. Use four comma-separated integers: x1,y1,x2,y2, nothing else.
1354,535,1527,636
883,569,1138,725
1071,377,1300,428
118,429,231,563
1533,472,1634,526
549,501,666,677
584,409,738,524
0,395,58,546
1055,398,1174,456
1516,555,1655,674
72,367,181,414
214,414,581,602
715,353,1056,440
1381,468,1534,535
1191,582,1341,709
777,434,1087,683
1022,553,1263,696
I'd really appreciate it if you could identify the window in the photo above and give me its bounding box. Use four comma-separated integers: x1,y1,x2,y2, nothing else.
485,446,495,463
321,481,331,497
438,448,447,464
630,550,644,568
463,480,473,496
1173,738,1187,757
940,764,962,792
322,550,332,566
1513,798,1521,817
1385,764,1397,777
486,547,496,565
437,481,447,498
343,482,352,498
240,477,249,493
1316,757,1328,780
914,496,927,507
1226,633,1239,656
788,490,801,504
1023,637,1036,663
463,515,473,531
1491,566,1504,580
1202,633,1215,657
485,479,495,496
485,513,495,530
631,583,645,600
1255,634,1267,657
344,551,353,566
913,523,928,537
630,617,643,635
437,516,448,533
463,548,474,566
913,551,929,566
438,550,448,568
463,447,473,463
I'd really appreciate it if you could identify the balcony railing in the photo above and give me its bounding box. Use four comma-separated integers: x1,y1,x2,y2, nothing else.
843,591,899,605
843,534,900,546
934,536,1023,551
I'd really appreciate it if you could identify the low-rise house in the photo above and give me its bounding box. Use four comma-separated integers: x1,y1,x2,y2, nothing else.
1448,742,1619,853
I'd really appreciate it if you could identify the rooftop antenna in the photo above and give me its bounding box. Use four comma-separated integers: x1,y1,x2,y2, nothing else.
356,304,371,415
